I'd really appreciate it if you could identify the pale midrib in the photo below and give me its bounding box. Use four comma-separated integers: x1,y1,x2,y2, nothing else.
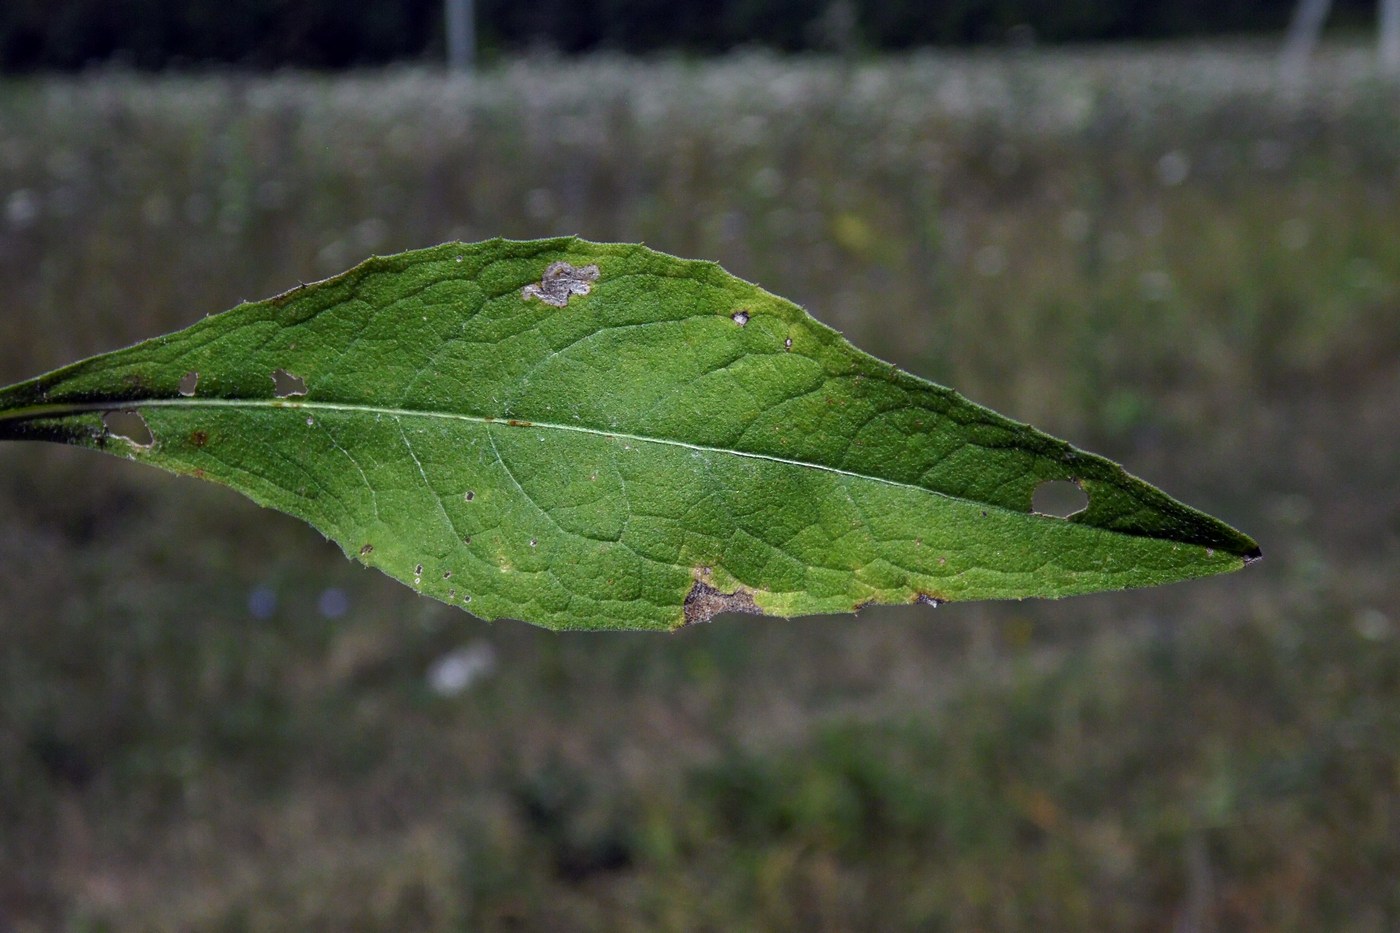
9,395,957,501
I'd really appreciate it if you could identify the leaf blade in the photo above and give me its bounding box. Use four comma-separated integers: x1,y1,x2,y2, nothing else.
0,238,1258,630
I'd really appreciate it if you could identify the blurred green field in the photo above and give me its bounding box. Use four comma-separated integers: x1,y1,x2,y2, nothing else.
1,43,1398,931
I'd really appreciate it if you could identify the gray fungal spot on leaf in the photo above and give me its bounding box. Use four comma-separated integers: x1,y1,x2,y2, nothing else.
272,368,307,397
731,309,750,326
1032,479,1089,518
521,261,600,307
178,370,199,396
103,410,154,447
682,580,761,626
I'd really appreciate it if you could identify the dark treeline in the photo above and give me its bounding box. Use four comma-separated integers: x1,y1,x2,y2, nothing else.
0,0,1376,71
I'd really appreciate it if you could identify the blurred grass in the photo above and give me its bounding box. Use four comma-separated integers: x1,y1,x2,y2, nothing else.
1,42,1398,931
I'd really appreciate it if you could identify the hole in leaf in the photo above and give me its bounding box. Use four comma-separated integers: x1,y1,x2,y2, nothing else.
103,410,154,447
178,371,199,396
1032,480,1088,518
271,368,307,397
464,490,475,502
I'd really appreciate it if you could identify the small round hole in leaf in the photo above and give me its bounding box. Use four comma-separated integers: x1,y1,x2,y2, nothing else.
1032,480,1088,518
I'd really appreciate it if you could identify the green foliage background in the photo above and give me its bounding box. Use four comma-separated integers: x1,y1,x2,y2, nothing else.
1,44,1398,929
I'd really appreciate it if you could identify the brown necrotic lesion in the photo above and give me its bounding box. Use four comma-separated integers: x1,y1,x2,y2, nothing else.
521,261,600,308
682,580,761,626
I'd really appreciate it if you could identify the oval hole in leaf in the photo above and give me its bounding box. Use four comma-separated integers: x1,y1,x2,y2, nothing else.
1032,479,1088,518
178,370,199,396
102,410,154,447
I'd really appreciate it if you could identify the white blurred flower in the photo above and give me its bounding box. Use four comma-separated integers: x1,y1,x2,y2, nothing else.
1156,150,1191,187
5,189,40,227
427,642,498,697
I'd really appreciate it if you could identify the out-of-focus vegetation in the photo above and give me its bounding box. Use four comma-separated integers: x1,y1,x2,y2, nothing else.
1,43,1397,930
0,0,1382,70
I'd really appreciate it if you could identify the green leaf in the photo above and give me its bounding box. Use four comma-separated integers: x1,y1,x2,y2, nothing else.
0,238,1258,631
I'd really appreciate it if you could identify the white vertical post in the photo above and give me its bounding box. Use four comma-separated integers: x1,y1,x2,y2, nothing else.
1381,0,1400,75
446,0,475,73
1280,0,1332,83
